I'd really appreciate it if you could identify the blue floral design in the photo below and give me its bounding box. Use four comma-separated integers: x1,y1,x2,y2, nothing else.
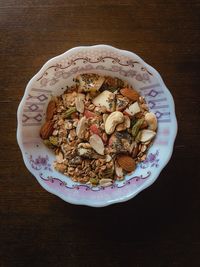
28,155,52,172
140,150,159,169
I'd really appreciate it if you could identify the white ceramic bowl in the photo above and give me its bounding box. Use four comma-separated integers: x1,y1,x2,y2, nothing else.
17,45,177,207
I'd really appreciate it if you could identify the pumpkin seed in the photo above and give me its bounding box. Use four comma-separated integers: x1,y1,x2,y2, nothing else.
131,118,144,138
63,107,77,118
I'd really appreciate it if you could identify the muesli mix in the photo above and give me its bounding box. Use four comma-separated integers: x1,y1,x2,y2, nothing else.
40,74,157,187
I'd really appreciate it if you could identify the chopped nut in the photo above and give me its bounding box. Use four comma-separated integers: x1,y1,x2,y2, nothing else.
54,162,66,173
73,119,79,127
89,134,105,155
116,95,129,111
99,178,113,187
105,154,112,162
137,129,156,143
140,154,147,161
125,101,141,116
115,161,124,178
52,129,58,136
75,94,85,113
132,143,139,158
145,112,157,131
76,116,87,139
141,145,147,153
78,143,91,149
68,129,76,141
92,90,115,112
103,114,109,124
64,121,73,130
87,104,95,111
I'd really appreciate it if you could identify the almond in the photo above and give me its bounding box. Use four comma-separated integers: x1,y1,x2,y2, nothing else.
120,87,139,101
46,100,56,121
40,121,54,139
89,134,105,155
117,155,136,172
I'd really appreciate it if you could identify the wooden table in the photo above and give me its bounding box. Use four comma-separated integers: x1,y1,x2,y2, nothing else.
1,1,200,266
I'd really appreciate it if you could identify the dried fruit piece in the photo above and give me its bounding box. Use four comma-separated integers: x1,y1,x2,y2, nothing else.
120,87,139,101
105,111,124,134
89,134,105,155
131,118,144,138
92,90,115,112
145,112,157,131
102,132,108,143
63,107,77,118
40,121,54,139
84,109,96,118
46,100,56,121
90,124,100,136
117,155,136,172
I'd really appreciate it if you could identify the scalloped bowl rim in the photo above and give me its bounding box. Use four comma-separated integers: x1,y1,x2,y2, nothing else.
17,44,177,207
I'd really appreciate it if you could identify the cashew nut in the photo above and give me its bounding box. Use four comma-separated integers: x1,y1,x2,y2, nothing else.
145,112,157,131
116,115,130,131
105,111,124,135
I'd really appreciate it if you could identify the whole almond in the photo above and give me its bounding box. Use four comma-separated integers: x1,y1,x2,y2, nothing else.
46,100,56,121
40,121,54,139
117,155,136,172
120,88,139,101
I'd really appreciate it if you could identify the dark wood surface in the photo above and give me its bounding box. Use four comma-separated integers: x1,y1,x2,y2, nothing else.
0,1,200,266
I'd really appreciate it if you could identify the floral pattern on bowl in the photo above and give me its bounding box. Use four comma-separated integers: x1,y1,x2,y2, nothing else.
17,45,177,207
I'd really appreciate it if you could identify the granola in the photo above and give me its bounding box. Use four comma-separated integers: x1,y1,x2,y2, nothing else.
40,73,157,187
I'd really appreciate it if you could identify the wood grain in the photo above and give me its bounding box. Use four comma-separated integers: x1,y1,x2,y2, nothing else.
0,0,200,266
